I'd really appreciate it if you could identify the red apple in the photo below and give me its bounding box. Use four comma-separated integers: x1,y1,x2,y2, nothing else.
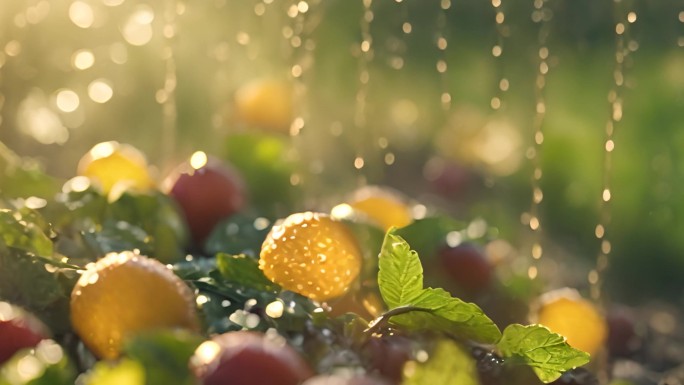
0,302,49,365
438,243,492,294
191,331,314,385
165,153,246,245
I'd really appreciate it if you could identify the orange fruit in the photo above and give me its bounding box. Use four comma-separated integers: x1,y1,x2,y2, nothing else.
234,79,294,134
259,212,362,301
70,251,199,359
344,186,413,231
77,141,155,195
534,288,607,356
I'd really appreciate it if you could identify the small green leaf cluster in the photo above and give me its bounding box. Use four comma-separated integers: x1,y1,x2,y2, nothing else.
374,229,590,383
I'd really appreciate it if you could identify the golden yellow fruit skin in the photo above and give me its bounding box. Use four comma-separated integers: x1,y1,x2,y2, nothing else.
70,251,199,359
78,141,155,194
348,187,413,231
234,79,293,133
259,212,362,301
536,291,607,356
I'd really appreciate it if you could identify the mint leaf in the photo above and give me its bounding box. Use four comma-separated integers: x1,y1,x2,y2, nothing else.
378,231,425,308
498,324,591,383
391,288,502,344
402,339,479,385
216,253,280,292
377,230,501,344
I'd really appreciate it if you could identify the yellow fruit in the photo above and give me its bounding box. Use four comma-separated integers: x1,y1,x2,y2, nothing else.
534,288,607,356
234,79,294,133
259,212,362,301
346,186,413,231
70,251,199,359
77,141,155,194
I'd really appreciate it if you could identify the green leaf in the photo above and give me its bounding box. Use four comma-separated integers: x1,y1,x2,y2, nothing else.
0,209,53,258
378,231,424,308
123,330,203,385
390,288,503,344
402,339,479,385
0,142,61,200
377,230,501,344
204,213,271,258
216,253,280,292
497,324,591,383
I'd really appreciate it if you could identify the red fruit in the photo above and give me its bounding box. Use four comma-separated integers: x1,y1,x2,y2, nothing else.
438,243,492,294
165,152,246,244
606,306,641,357
302,375,392,385
0,302,49,365
423,157,473,198
361,334,413,384
191,331,314,385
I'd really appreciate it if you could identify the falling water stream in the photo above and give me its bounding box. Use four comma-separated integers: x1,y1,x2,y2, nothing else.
525,0,552,281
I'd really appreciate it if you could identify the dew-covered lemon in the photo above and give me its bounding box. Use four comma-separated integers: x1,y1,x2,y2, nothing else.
77,141,155,194
259,212,362,301
345,186,413,231
534,288,607,356
70,251,199,359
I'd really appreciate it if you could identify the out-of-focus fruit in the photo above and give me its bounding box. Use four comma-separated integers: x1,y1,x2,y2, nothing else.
343,186,413,231
234,78,294,134
423,157,474,198
302,375,392,385
534,288,607,356
259,212,362,301
164,152,246,245
361,334,413,384
606,306,641,357
0,301,49,365
438,243,493,294
70,251,200,359
77,141,155,195
190,331,313,385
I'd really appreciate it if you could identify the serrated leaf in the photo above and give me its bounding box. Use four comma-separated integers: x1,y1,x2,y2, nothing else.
498,324,591,383
402,339,479,385
377,230,501,344
216,253,280,292
378,231,424,308
390,288,502,344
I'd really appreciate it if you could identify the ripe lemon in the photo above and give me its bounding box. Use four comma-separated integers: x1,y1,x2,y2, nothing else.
77,141,155,195
534,288,607,356
234,79,294,134
70,251,199,359
344,186,413,231
259,212,362,301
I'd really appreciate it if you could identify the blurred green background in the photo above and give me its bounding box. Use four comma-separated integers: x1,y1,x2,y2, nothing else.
1,0,683,303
